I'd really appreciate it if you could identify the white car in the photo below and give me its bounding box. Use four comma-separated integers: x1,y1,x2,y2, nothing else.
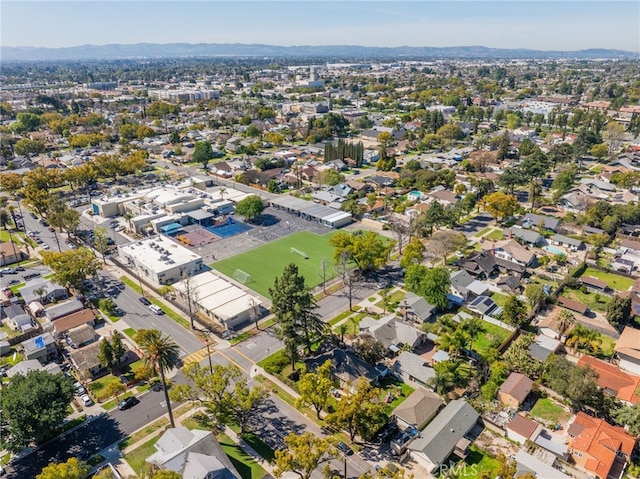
80,394,93,406
149,304,164,315
455,251,464,258
41,244,50,250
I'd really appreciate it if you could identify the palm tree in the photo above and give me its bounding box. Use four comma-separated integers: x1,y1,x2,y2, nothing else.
136,329,181,427
529,180,542,211
566,324,601,354
557,310,575,338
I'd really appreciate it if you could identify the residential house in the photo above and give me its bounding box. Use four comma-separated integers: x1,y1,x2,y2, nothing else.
402,292,437,324
359,314,427,354
305,349,380,392
496,275,523,295
51,309,97,339
392,350,436,387
498,373,534,408
514,450,572,479
521,213,560,232
1,304,33,332
209,161,233,177
537,307,574,341
19,278,68,305
346,179,373,194
466,280,490,299
482,239,537,268
146,427,241,479
44,299,84,322
427,190,458,207
614,326,640,375
66,324,98,349
550,234,584,251
69,340,105,379
528,334,562,362
560,190,594,213
506,414,542,444
577,355,640,405
449,270,475,300
21,332,58,364
503,226,543,246
558,297,589,315
392,388,443,430
462,251,500,279
579,276,610,295
567,412,635,479
0,242,28,266
468,296,503,319
6,359,62,379
408,400,480,473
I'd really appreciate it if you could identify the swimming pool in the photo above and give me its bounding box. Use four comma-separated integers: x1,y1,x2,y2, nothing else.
544,245,565,255
205,219,252,238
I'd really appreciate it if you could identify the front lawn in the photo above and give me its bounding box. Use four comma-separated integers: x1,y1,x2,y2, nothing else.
484,229,504,240
374,289,406,311
218,433,267,479
580,267,635,292
530,398,569,424
474,227,493,238
123,437,159,474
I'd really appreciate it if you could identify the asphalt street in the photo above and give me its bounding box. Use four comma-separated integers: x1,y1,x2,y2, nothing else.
6,384,180,479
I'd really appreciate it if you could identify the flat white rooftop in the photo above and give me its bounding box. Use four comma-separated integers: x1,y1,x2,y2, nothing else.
119,235,202,273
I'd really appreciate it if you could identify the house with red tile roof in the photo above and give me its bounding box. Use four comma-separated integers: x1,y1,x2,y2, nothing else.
577,355,640,405
567,412,635,479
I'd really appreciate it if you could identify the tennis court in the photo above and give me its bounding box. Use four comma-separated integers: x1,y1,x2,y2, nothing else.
205,218,253,238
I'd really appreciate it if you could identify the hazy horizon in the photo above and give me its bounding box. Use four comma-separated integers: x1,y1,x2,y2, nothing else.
2,1,639,53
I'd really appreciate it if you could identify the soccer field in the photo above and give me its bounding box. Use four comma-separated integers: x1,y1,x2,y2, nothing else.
211,231,338,298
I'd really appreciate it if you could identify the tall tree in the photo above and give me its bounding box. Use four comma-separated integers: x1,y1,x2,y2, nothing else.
400,237,425,270
606,295,631,328
326,379,387,441
135,329,180,427
235,195,265,223
269,264,326,364
296,360,334,419
192,141,214,170
36,457,89,479
329,231,393,273
274,432,337,479
170,363,267,434
0,371,74,451
502,295,528,327
404,265,450,310
41,248,101,291
482,191,519,221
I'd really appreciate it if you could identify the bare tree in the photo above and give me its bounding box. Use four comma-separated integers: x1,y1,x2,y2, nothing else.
335,251,361,312
425,230,468,265
387,214,411,255
317,257,329,295
249,297,261,330
180,273,200,330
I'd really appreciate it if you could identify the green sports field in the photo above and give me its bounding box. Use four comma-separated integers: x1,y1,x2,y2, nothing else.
211,231,338,298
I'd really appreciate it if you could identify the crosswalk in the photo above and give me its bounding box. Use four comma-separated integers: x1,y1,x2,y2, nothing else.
181,347,211,366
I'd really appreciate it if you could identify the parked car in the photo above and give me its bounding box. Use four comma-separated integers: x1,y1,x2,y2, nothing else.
336,441,354,456
149,304,164,315
73,381,87,395
23,272,41,281
15,266,24,271
41,244,50,250
7,279,20,286
138,296,151,306
0,268,16,275
118,396,139,410
80,394,93,406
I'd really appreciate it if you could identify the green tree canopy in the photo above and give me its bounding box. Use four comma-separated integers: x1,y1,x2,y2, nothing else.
404,265,450,310
235,195,265,223
329,231,393,273
41,247,101,290
274,432,337,479
1,371,74,451
606,295,631,328
192,141,214,169
503,294,528,327
296,360,334,419
36,457,89,479
269,263,326,362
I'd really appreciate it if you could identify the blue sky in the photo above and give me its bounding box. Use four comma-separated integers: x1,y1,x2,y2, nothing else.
2,1,639,52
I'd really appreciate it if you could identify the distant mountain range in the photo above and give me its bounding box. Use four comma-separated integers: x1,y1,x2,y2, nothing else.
2,43,638,62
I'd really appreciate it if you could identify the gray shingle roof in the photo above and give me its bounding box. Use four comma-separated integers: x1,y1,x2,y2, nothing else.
408,400,479,465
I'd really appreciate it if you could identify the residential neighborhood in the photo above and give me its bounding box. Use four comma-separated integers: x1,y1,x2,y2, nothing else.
0,49,640,479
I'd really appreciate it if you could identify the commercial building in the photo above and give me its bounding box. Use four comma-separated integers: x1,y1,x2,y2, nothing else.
119,235,203,286
173,271,261,330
